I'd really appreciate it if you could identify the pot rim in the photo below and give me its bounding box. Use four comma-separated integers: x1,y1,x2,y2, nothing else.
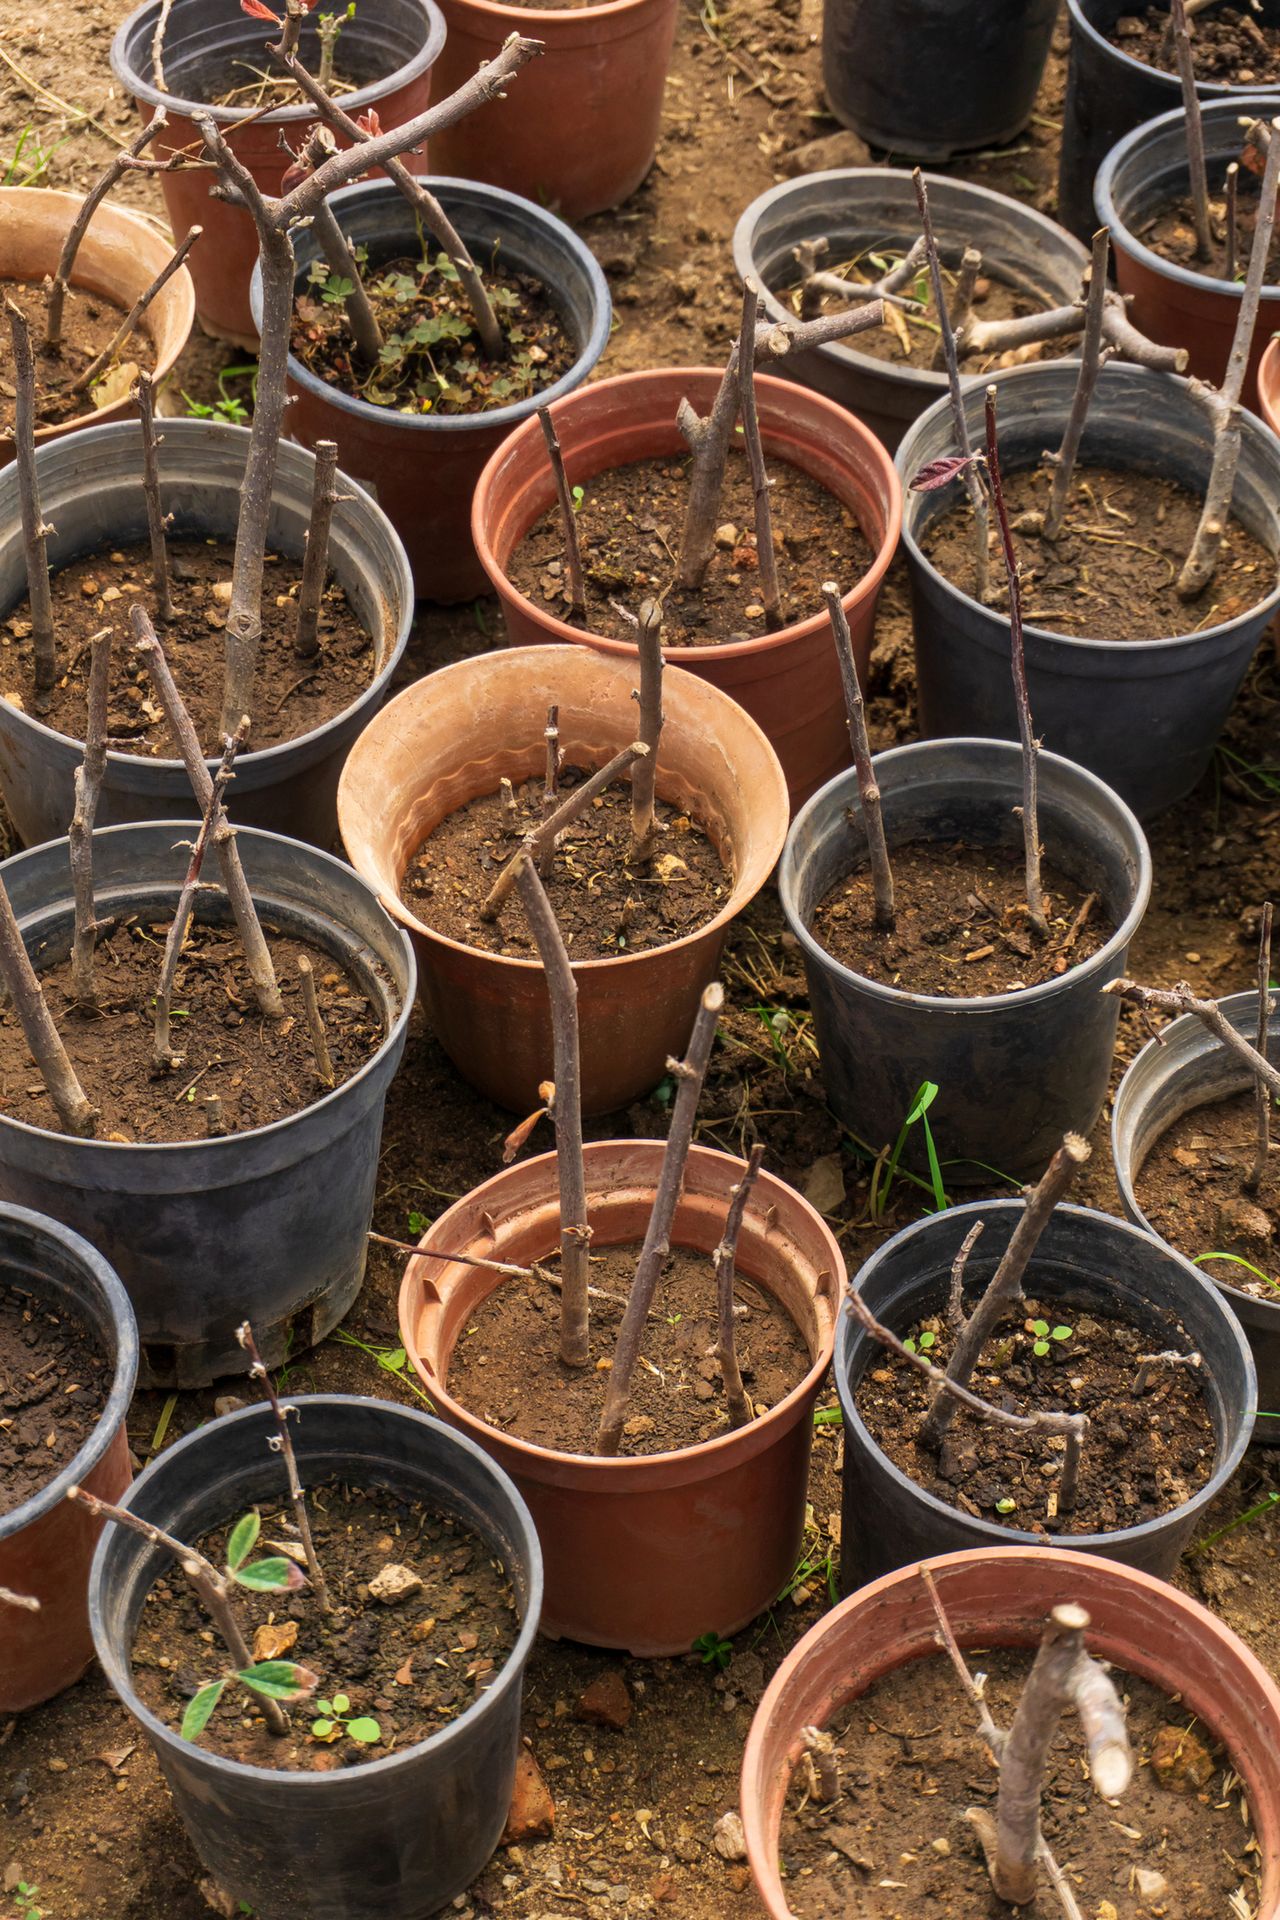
0,1206,139,1541
250,176,613,437
109,0,447,125
731,168,1090,393
88,1394,543,1785
471,364,904,663
1065,0,1280,96
1261,334,1280,429
0,820,415,1159
835,1196,1256,1549
779,735,1152,1013
435,0,666,20
897,360,1280,657
1111,986,1280,1326
1097,96,1280,300
402,1138,844,1477
348,642,790,968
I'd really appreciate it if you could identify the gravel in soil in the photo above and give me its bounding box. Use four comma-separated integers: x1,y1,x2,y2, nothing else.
856,1291,1216,1536
1109,4,1280,83
509,448,875,645
779,257,1061,373
9,535,375,758
1139,174,1280,282
447,1242,813,1457
778,1646,1253,1919
130,1483,519,1770
923,463,1278,641
0,278,148,431
809,840,1110,998
401,768,730,958
1135,1086,1280,1302
0,1283,109,1512
0,916,384,1141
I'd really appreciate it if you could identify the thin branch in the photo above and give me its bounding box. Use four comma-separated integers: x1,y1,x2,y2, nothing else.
44,115,166,350
299,129,383,366
1032,230,1112,542
1132,1348,1203,1395
236,1319,330,1610
134,371,174,624
480,742,647,921
1247,902,1275,1193
738,278,781,623
69,628,113,1005
1171,0,1213,260
1225,161,1239,284
150,0,176,90
957,290,1186,371
946,1219,984,1331
537,405,585,619
296,954,334,1088
931,245,981,373
153,725,245,1070
0,869,97,1136
293,438,339,661
715,1143,765,1428
7,299,57,712
369,1228,539,1282
823,580,893,931
538,704,560,880
69,225,203,397
0,1585,39,1611
914,169,989,600
630,599,665,865
1103,976,1280,1100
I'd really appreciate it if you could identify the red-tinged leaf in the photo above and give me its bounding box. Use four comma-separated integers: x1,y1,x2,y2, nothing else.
502,1105,547,1165
909,454,980,493
240,0,281,18
280,160,311,195
1241,141,1267,179
357,109,383,138
237,1659,320,1702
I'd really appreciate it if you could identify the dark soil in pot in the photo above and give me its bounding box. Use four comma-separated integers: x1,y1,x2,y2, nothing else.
506,448,872,645
1134,1087,1280,1305
810,840,1111,998
130,1479,519,1770
922,463,1277,640
1108,4,1280,82
778,1646,1252,1918
856,1290,1215,1535
447,1243,812,1457
400,766,730,959
0,1279,110,1508
1139,172,1280,279
781,261,1056,376
0,914,385,1140
0,279,149,431
10,535,374,759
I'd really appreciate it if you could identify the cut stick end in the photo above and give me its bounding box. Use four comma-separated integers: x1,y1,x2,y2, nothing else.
1062,1131,1091,1166
1093,1743,1134,1801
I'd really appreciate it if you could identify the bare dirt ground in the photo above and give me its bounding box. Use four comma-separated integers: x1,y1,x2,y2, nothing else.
3,4,1280,1918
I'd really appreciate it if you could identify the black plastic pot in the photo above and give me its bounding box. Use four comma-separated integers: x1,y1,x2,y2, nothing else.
896,360,1280,818
252,177,612,603
835,1199,1256,1591
0,1205,138,1712
731,170,1089,453
821,0,1058,160
777,737,1151,1182
1113,989,1280,1443
1059,0,1280,242
0,419,414,849
89,1396,542,1920
0,823,414,1389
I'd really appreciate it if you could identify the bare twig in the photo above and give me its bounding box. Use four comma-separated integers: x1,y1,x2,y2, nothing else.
537,406,586,620
1225,160,1240,283
0,869,96,1136
44,115,165,349
481,742,647,921
154,725,246,1070
946,1219,984,1331
1247,902,1275,1193
914,169,989,599
800,1725,841,1803
0,1585,40,1610
1103,977,1280,1100
369,1229,539,1282
70,225,203,396
1132,1348,1203,1395
69,629,113,1004
1171,0,1213,260
298,129,383,366
7,300,57,711
133,370,174,623
538,704,561,880
203,1094,226,1138
715,1143,765,1428
296,954,334,1088
823,581,893,931
1028,231,1113,542
738,278,781,623
236,1319,330,1610
931,245,981,373
630,600,665,864
293,439,339,661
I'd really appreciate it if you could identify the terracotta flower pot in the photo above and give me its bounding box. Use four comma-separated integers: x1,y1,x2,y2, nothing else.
399,1141,844,1655
337,643,789,1114
1260,334,1280,435
0,189,194,467
471,368,903,810
110,0,446,347
425,0,679,219
740,1546,1280,1919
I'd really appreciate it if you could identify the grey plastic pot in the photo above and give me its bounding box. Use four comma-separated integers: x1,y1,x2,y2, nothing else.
1059,0,1280,243
778,737,1151,1182
732,170,1089,453
821,0,1058,160
251,177,612,603
897,360,1280,818
835,1199,1256,1591
89,1396,542,1920
0,419,414,849
0,1206,138,1713
0,823,414,1389
1113,989,1280,1443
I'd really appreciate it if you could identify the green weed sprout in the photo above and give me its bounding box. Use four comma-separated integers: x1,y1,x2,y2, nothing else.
872,1080,948,1220
1030,1319,1072,1358
10,1882,42,1920
903,1327,937,1360
693,1631,733,1671
311,1692,382,1745
183,1657,319,1742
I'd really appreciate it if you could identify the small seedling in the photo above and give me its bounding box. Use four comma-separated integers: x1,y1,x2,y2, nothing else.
693,1631,733,1671
995,1496,1016,1515
183,1657,319,1742
182,363,259,426
571,484,585,511
1030,1319,1072,1358
903,1328,937,1359
871,1080,948,1220
311,1691,382,1745
223,1508,308,1594
1193,1251,1280,1296
10,1883,42,1920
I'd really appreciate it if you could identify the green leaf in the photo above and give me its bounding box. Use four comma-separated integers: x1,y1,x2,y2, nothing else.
238,1660,320,1702
903,1336,917,1353
995,1497,1016,1514
316,1698,334,1715
1051,1326,1072,1342
225,1509,260,1573
1033,1340,1050,1357
1031,1320,1049,1337
310,1718,336,1738
905,1080,939,1125
234,1556,304,1592
918,1330,936,1350
332,1692,350,1713
181,1678,227,1741
345,1717,382,1744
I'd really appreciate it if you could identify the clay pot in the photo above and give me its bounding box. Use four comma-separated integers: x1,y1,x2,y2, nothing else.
399,1141,844,1656
0,1206,138,1712
426,0,679,219
1258,333,1280,435
741,1545,1280,1919
471,368,903,809
110,0,447,347
0,188,194,467
337,643,789,1114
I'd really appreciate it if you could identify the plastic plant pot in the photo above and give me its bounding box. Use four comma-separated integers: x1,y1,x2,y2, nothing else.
1059,0,1280,243
834,1200,1255,1592
731,169,1090,453
0,1206,137,1712
110,0,446,347
1259,332,1280,433
1098,98,1280,407
337,644,789,1115
470,367,902,809
425,0,679,219
252,176,611,604
89,1396,542,1920
0,822,414,1389
1113,989,1280,1444
896,360,1280,818
778,737,1151,1182
0,188,194,468
399,1141,844,1656
821,0,1058,160
0,417,413,850
740,1545,1280,1920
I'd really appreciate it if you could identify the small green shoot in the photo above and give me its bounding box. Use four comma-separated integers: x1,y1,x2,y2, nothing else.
224,1509,307,1594
181,1659,319,1742
903,1328,937,1361
995,1496,1017,1515
182,362,259,427
1030,1319,1072,1358
813,1405,843,1428
311,1692,382,1745
693,1630,733,1671
1193,1251,1280,1296
571,483,585,511
1189,1489,1280,1556
333,1326,435,1409
406,1209,430,1236
871,1081,948,1221
10,1883,42,1920
3,126,70,186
